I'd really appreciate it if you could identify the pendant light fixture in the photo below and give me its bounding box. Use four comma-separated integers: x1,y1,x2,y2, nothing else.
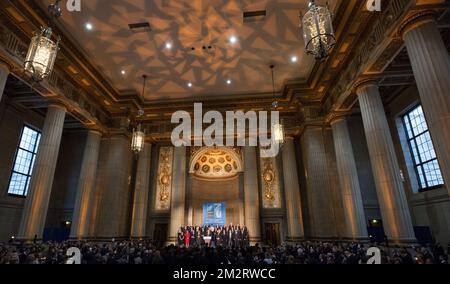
131,75,147,154
24,0,62,81
300,0,335,61
270,65,285,146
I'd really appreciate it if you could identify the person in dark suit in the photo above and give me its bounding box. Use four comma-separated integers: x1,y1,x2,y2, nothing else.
177,228,184,247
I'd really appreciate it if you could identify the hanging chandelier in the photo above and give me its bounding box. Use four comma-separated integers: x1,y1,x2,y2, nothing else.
131,124,145,154
269,66,285,146
272,119,285,145
271,102,285,146
300,0,335,61
24,1,61,81
131,75,148,154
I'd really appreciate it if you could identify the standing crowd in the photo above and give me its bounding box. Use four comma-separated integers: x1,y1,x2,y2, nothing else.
177,225,250,248
0,240,448,264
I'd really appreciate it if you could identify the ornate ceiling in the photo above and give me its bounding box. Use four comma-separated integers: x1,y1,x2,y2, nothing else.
2,0,448,137
36,0,336,101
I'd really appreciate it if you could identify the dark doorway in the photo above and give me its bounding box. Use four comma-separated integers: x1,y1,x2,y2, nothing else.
264,223,281,246
153,223,168,247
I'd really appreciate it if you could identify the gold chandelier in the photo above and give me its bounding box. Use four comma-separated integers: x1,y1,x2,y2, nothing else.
270,66,285,146
272,121,285,146
300,0,336,61
131,75,148,154
131,124,145,154
24,1,61,81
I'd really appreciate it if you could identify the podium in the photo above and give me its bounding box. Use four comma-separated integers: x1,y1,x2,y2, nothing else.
203,236,212,246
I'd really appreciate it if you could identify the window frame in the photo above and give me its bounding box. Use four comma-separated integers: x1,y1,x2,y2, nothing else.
401,105,444,192
7,124,41,197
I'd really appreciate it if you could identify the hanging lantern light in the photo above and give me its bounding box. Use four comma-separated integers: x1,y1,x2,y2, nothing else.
24,28,60,81
131,74,148,154
272,121,285,146
24,1,61,81
131,124,145,154
268,65,285,146
300,0,335,61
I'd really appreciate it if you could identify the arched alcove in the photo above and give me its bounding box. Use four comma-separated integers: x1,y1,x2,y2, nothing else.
189,147,243,179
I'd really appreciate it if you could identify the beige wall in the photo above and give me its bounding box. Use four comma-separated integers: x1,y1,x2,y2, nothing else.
189,176,242,226
0,101,44,241
387,85,450,246
46,131,87,228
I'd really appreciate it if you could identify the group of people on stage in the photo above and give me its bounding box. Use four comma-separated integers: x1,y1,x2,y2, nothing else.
177,224,250,248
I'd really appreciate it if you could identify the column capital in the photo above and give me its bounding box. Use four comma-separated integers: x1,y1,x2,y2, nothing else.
48,102,67,112
353,78,379,96
0,60,11,73
87,129,103,137
327,111,352,125
399,10,438,38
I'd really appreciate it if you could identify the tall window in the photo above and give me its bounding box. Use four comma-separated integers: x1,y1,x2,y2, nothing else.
7,126,41,197
403,105,444,191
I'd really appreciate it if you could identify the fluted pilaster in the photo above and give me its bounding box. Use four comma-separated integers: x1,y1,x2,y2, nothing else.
402,14,450,194
94,134,133,238
244,146,261,243
356,82,416,244
168,146,186,243
281,137,305,241
130,142,152,238
18,104,66,240
301,127,339,239
0,62,10,102
70,130,102,239
331,118,368,240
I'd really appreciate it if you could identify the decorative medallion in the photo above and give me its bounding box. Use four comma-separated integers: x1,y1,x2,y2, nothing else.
155,147,174,210
260,157,281,208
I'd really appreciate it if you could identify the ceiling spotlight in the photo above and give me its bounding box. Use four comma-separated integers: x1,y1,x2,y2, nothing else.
165,42,172,49
85,23,93,31
229,36,237,44
291,56,298,63
188,82,193,88
121,70,126,75
226,79,232,85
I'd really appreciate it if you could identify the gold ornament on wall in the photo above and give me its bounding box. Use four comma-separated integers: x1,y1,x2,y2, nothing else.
155,147,173,210
262,158,276,204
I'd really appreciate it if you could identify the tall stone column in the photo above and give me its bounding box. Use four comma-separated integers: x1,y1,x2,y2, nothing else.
18,104,66,240
301,126,339,239
331,118,368,240
168,146,186,243
94,133,133,239
401,12,450,195
281,137,304,241
238,174,245,226
0,62,9,102
243,146,261,244
70,130,102,239
130,142,152,239
356,81,416,244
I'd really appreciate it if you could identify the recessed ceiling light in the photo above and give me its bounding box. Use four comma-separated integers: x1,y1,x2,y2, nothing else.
165,42,172,49
229,36,237,44
291,56,298,63
121,70,126,75
226,79,232,85
188,82,193,88
85,23,93,31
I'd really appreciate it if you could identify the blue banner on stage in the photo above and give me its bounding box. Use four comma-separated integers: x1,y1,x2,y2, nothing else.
202,202,226,226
